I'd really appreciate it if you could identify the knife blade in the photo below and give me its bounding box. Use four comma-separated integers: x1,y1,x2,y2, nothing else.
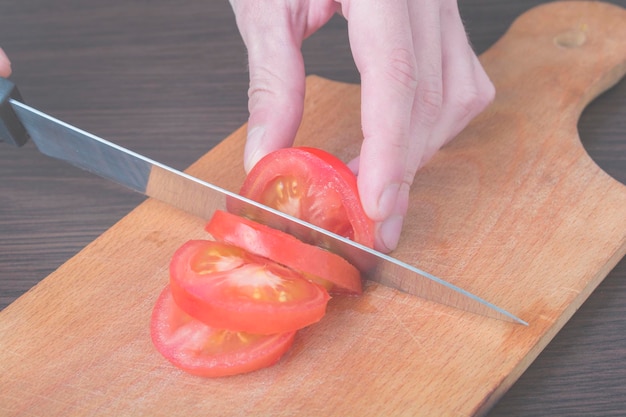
0,78,526,325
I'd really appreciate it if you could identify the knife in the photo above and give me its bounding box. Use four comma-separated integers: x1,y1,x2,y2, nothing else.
0,78,527,325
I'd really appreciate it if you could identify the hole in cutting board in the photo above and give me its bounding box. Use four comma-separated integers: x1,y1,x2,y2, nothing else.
551,23,625,187
578,79,626,187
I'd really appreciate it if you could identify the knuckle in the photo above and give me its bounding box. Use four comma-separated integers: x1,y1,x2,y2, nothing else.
451,79,495,122
247,67,282,110
415,75,444,124
386,47,419,92
246,66,304,123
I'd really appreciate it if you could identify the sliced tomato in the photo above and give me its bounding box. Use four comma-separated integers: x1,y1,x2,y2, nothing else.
229,147,375,248
169,240,330,335
206,210,362,295
151,285,296,377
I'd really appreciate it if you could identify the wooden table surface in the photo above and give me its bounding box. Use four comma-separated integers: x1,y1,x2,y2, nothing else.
1,1,625,415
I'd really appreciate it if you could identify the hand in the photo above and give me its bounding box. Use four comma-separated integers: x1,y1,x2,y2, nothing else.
0,48,11,77
229,0,495,253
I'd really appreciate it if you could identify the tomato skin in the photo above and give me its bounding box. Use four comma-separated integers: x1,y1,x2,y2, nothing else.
151,285,296,378
206,210,362,295
169,240,330,335
230,147,375,248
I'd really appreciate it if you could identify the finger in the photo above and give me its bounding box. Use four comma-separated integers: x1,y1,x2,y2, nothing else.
419,0,495,164
343,0,418,251
0,48,12,77
371,0,443,252
405,0,444,171
232,3,307,173
345,0,444,251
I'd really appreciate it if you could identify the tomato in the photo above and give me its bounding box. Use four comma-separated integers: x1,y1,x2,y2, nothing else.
169,240,330,335
151,285,296,378
230,147,375,248
149,147,373,377
206,210,362,295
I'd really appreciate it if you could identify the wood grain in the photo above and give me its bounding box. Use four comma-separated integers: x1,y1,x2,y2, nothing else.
1,1,626,416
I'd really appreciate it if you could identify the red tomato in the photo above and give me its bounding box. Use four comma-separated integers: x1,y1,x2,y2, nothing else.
151,285,296,377
231,147,375,248
169,240,330,335
206,210,362,295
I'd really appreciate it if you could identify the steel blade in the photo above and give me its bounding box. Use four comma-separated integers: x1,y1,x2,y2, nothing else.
9,99,527,325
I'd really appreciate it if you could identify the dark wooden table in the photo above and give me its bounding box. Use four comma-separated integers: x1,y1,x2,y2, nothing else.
1,1,625,415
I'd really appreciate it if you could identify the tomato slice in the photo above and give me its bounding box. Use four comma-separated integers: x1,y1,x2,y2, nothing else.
151,285,296,377
169,240,330,335
230,147,375,248
206,210,362,295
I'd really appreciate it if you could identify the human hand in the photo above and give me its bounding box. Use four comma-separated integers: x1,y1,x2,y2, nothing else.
0,48,11,77
229,0,495,253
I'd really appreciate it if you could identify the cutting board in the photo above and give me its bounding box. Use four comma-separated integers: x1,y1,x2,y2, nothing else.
2,2,626,416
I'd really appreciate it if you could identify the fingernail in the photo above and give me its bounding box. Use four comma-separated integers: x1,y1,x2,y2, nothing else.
243,126,265,173
378,214,404,252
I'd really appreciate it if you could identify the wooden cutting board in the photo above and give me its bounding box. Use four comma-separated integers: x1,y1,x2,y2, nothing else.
2,2,626,416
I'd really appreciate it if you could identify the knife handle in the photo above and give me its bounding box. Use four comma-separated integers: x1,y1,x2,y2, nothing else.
0,77,29,147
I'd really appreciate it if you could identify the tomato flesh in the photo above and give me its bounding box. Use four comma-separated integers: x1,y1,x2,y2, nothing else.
206,210,362,295
169,240,330,335
230,147,375,248
151,285,296,378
